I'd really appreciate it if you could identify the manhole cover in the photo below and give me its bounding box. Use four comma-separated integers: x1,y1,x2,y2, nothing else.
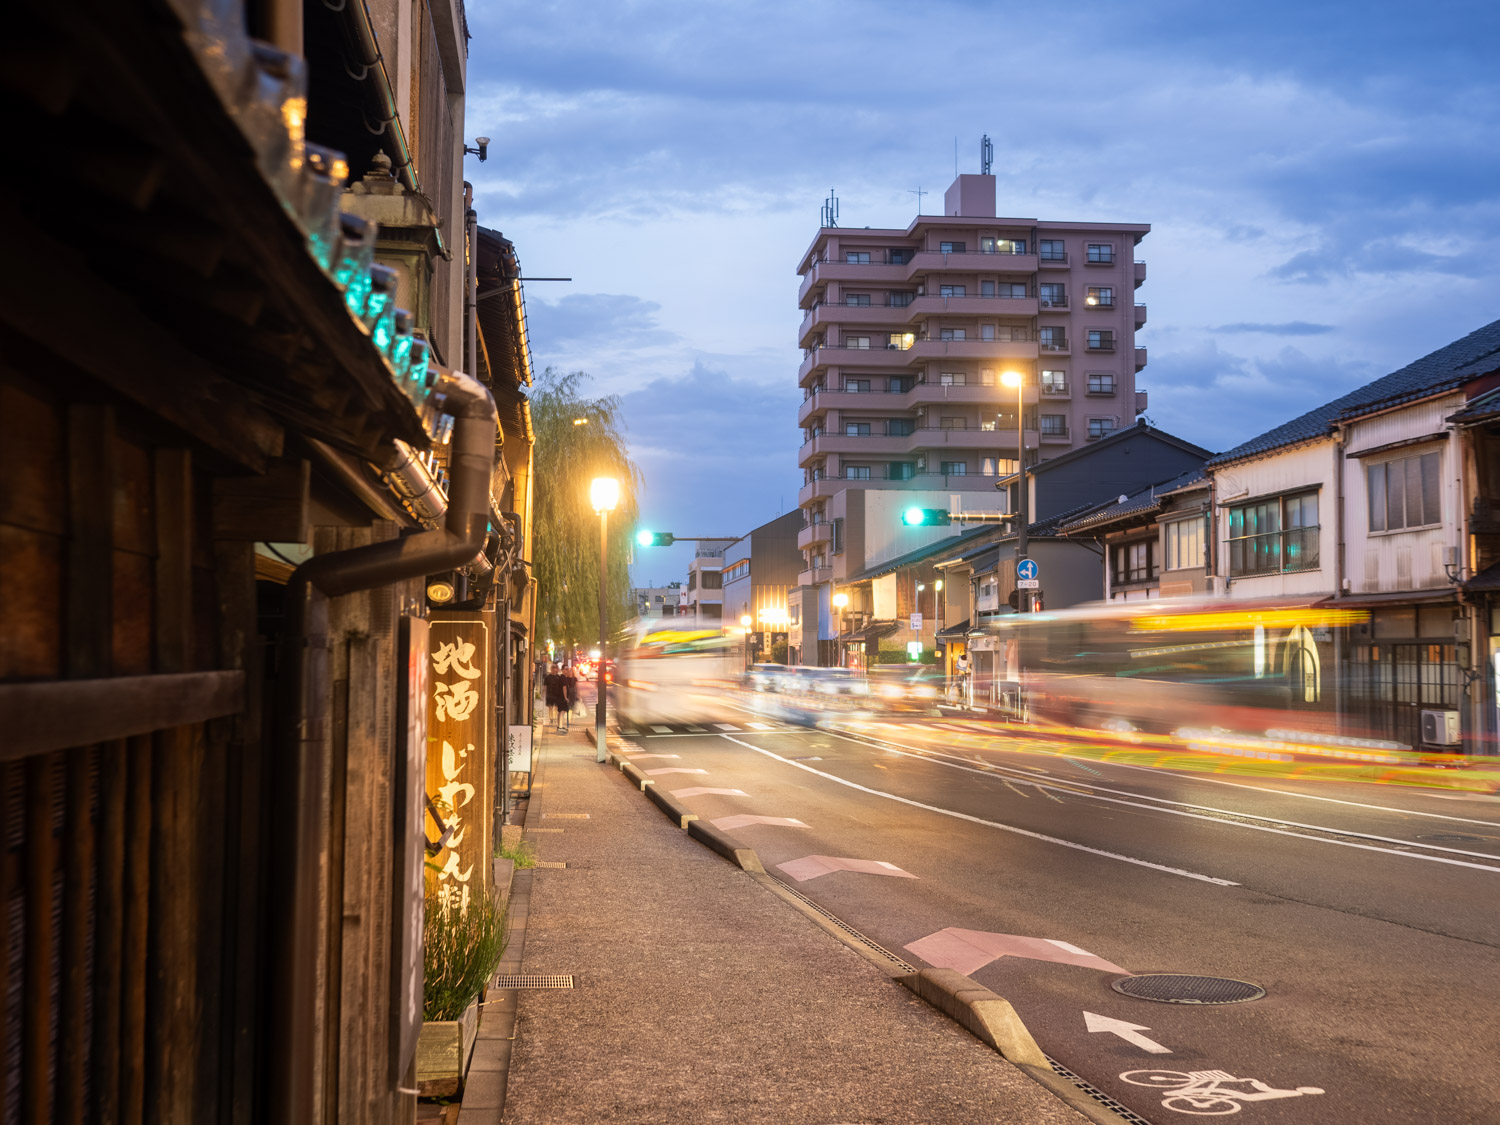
1418,833,1482,843
1111,974,1265,1005
493,974,574,989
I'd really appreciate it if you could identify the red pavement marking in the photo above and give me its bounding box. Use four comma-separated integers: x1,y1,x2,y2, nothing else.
711,815,807,830
903,927,1128,976
670,787,748,797
775,855,918,882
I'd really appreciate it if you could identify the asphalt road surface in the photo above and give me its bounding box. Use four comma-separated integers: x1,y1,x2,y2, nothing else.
617,704,1500,1124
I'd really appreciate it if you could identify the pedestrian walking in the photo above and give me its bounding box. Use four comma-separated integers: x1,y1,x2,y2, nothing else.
544,662,567,731
561,662,580,731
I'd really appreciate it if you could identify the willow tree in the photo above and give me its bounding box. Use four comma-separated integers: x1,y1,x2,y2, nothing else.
530,367,642,650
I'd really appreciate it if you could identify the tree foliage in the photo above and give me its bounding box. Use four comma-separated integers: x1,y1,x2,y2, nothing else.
530,367,641,649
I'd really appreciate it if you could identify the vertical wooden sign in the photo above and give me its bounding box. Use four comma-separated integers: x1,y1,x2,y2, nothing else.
425,616,492,915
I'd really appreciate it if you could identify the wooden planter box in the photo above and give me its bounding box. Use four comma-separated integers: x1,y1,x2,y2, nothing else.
415,998,480,1097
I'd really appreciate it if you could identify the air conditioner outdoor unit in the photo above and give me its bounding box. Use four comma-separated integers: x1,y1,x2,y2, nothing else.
1420,709,1461,746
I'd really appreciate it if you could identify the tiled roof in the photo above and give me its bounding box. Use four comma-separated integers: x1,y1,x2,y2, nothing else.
1208,317,1500,467
845,524,992,583
1057,467,1208,534
1448,387,1500,426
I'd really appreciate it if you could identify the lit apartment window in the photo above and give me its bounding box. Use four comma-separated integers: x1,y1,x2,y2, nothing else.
1041,369,1067,393
940,284,967,297
1086,286,1114,308
1088,417,1116,440
1369,451,1441,531
938,372,966,386
844,465,872,480
939,328,967,341
845,251,871,264
1087,330,1115,351
845,378,870,392
1086,243,1114,264
1040,283,1065,308
887,418,914,436
981,280,995,297
981,419,997,431
941,461,967,475
845,293,871,306
888,332,915,350
1040,414,1067,436
941,416,967,430
888,462,915,480
998,239,1026,254
1039,327,1067,351
1228,490,1319,575
1039,240,1066,261
847,335,871,349
1164,518,1204,571
1087,373,1116,394
981,324,995,341
940,241,966,253
890,291,914,307
845,422,871,436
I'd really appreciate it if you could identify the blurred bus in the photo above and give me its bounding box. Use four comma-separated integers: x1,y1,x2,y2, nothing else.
988,598,1387,746
615,618,741,726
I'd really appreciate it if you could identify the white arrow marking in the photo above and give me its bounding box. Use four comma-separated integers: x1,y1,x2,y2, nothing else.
1083,1011,1172,1054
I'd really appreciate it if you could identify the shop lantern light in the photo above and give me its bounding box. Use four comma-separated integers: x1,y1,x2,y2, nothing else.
332,213,375,318
365,264,399,354
389,309,415,380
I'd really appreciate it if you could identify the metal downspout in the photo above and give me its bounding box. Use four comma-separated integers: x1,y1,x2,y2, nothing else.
268,371,497,1124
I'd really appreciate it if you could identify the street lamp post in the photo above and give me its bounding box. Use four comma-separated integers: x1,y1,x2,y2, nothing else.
590,477,619,762
832,592,849,668
740,613,753,672
1000,371,1029,614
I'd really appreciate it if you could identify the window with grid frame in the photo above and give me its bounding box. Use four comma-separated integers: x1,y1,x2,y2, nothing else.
1088,417,1115,440
1087,243,1114,264
1087,373,1116,394
843,465,871,480
1087,329,1115,351
1368,451,1441,532
1040,414,1067,436
1039,327,1067,350
845,251,871,264
1164,517,1204,571
1041,369,1067,393
844,422,871,437
1228,489,1320,576
844,293,871,306
1086,286,1114,308
1039,240,1066,261
1112,540,1156,585
940,461,967,475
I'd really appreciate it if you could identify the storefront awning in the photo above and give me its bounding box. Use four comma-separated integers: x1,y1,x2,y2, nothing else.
1316,589,1457,609
838,620,900,647
936,618,971,641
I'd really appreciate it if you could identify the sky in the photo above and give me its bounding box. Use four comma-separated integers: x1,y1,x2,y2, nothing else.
463,0,1500,585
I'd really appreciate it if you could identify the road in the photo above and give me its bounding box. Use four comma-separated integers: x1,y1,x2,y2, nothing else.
615,703,1500,1124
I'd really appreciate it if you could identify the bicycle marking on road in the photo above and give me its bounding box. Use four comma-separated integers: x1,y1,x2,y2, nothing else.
1120,1069,1324,1115
717,734,1238,885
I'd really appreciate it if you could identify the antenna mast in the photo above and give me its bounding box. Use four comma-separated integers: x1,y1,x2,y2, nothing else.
821,188,839,228
980,134,993,175
908,186,927,215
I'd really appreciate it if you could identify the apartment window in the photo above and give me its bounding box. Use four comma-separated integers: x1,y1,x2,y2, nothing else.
1041,369,1067,393
940,241,966,253
1040,414,1067,436
1039,327,1067,350
845,251,871,264
1086,286,1114,308
941,416,967,430
940,284,967,298
888,332,915,350
845,422,871,437
701,570,723,590
981,324,995,341
940,328,967,341
997,238,1026,254
1086,243,1114,264
844,293,871,306
1228,490,1320,576
887,418,914,436
722,560,750,583
1040,283,1066,308
846,335,871,349
1088,417,1116,440
1368,451,1441,531
1087,373,1116,394
1087,330,1115,352
941,461,968,475
888,249,910,264
1112,540,1157,585
831,517,845,554
1039,240,1066,261
999,283,1028,298
890,291,914,307
844,465,872,480
980,369,996,386
812,553,826,569
981,419,997,431
845,378,870,392
981,280,995,297
890,375,914,392
938,372,966,386
1164,518,1205,571
980,237,996,253
889,461,916,480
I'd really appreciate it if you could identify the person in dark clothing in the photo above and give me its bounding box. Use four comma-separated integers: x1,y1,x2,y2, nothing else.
560,663,580,731
544,663,567,730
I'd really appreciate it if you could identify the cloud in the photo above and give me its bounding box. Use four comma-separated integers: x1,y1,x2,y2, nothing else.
1212,321,1335,336
524,293,679,352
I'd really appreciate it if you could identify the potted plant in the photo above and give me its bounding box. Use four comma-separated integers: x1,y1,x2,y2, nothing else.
416,890,507,1097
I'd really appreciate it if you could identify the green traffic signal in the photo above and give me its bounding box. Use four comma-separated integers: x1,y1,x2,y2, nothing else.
901,507,951,527
635,530,675,547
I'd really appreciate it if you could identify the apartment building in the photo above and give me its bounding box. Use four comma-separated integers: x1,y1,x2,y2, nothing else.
794,170,1149,662
681,540,735,619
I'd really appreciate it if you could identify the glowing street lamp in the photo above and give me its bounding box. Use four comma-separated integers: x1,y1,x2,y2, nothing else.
1000,371,1030,614
590,476,619,761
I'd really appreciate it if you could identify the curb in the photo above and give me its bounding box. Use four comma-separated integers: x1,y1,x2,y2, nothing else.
685,819,766,874
644,784,699,828
898,968,1046,1067
619,761,654,791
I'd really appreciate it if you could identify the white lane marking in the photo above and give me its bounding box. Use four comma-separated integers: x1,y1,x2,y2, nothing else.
670,787,748,798
829,730,1500,872
718,735,1236,885
1003,779,1032,800
650,725,674,733
713,724,741,731
644,768,708,776
711,814,808,830
627,753,681,760
747,722,772,730
1084,1012,1172,1055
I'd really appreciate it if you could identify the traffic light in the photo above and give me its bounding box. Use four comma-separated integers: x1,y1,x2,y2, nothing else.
635,530,675,547
901,507,951,527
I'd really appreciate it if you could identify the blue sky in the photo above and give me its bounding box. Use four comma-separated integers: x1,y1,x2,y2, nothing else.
465,0,1500,584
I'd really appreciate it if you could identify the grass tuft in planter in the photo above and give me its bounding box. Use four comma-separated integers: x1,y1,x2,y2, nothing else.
423,891,508,1022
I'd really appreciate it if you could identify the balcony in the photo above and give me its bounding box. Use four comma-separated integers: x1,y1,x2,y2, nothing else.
1134,260,1147,287
1085,338,1116,354
1039,295,1068,309
1039,425,1071,443
797,522,832,550
799,258,910,305
1040,381,1070,398
1135,302,1147,327
1038,338,1070,356
797,477,843,506
911,337,1039,363
798,386,908,426
795,566,833,587
905,293,1039,321
1135,346,1148,371
1038,252,1069,269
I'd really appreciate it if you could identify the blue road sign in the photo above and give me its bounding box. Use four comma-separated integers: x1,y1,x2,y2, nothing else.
1017,559,1039,581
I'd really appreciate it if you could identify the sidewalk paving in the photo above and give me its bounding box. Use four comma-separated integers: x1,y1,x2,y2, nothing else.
460,710,1089,1125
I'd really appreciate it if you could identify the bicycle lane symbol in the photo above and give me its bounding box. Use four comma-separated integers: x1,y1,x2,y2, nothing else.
1120,1069,1325,1116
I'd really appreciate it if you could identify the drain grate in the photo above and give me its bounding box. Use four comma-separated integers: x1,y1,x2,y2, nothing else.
1112,974,1265,1005
769,876,916,973
1046,1055,1156,1125
535,861,566,869
493,974,574,989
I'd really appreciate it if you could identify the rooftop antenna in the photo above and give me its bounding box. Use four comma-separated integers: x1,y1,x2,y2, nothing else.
821,187,839,228
908,186,927,215
980,134,993,175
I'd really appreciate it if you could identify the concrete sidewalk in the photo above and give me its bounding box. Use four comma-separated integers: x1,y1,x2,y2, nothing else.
462,719,1091,1125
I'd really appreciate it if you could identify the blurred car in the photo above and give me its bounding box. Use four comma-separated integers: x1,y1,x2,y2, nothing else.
866,666,946,713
